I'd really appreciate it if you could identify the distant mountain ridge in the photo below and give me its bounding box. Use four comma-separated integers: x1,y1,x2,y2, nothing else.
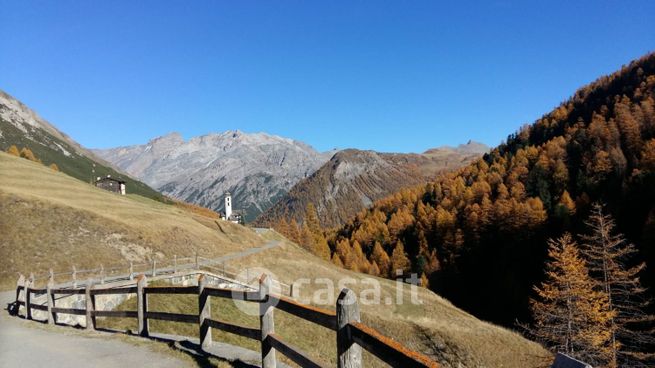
255,141,488,228
0,90,164,201
93,131,336,221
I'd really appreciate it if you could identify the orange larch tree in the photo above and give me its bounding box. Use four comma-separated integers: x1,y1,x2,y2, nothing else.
529,233,615,366
6,145,20,157
580,204,655,367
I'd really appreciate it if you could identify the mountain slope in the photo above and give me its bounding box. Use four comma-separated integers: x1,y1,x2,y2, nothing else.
256,142,487,228
328,52,655,327
94,131,335,221
0,151,263,289
0,90,164,202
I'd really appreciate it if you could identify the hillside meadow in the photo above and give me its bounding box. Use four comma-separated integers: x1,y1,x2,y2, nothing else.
105,232,550,368
0,151,262,289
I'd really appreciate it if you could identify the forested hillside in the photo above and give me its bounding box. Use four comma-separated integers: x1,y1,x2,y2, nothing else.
256,142,486,229
327,52,655,326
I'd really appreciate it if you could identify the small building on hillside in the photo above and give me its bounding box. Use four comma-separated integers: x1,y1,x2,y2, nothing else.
220,192,243,224
95,175,126,195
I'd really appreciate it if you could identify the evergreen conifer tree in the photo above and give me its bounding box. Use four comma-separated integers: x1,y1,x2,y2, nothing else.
580,204,655,367
530,234,615,366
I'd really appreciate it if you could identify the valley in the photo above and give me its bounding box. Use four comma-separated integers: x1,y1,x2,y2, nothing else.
0,150,548,367
1,6,653,364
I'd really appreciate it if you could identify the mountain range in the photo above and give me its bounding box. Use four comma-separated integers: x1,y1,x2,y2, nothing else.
1,88,486,226
93,131,336,221
94,132,487,223
255,142,487,228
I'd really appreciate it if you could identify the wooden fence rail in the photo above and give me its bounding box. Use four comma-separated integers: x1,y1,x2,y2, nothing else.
14,272,438,368
20,252,292,295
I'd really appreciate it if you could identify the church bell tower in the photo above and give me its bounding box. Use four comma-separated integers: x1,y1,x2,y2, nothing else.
225,192,232,220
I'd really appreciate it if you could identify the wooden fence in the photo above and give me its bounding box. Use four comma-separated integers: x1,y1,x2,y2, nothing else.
15,252,289,291
14,272,438,368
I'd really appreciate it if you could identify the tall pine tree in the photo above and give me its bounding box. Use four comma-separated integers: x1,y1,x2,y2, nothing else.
529,234,615,366
580,204,655,367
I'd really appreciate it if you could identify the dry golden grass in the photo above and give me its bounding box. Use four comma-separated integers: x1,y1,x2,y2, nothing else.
0,152,550,367
0,152,263,289
227,232,551,367
170,198,221,219
103,232,550,367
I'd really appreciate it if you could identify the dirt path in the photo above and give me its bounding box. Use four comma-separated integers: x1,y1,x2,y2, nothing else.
0,291,193,368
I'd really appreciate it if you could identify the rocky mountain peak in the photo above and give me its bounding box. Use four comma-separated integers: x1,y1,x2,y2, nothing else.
457,140,489,153
146,132,185,149
94,130,335,221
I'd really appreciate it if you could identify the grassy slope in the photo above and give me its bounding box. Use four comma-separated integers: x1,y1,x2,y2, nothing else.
232,233,549,367
0,117,165,202
0,152,263,289
0,152,549,367
106,231,550,368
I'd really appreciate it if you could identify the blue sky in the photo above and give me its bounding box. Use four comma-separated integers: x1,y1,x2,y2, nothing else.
1,1,653,153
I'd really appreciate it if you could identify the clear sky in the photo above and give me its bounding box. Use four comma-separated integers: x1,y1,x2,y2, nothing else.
1,1,653,153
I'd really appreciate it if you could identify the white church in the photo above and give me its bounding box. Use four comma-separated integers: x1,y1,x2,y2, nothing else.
220,192,243,224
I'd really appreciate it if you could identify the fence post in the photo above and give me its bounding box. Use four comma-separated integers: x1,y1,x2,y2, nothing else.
137,274,149,337
129,262,134,280
198,274,211,350
259,274,276,368
337,288,362,368
47,275,56,325
15,273,25,307
25,273,34,320
173,255,177,273
72,266,77,288
85,282,96,330
152,259,157,277
100,264,105,284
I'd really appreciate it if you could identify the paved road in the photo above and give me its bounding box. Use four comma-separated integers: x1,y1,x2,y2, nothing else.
210,240,281,263
0,240,286,368
0,291,192,368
